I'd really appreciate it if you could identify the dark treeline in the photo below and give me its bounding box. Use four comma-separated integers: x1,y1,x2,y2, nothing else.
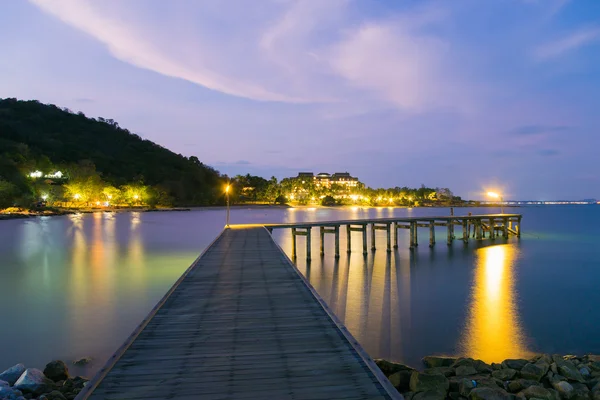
0,98,224,207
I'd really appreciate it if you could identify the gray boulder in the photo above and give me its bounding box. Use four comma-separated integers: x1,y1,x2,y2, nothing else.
503,359,529,370
410,372,450,393
558,364,585,383
0,379,8,387
424,367,455,377
0,364,26,386
552,380,574,399
469,386,512,400
43,361,69,382
389,370,414,392
456,366,478,376
508,380,542,393
579,368,591,378
423,356,457,368
570,383,590,400
13,368,53,395
0,386,15,398
522,385,554,400
521,363,547,381
492,368,517,381
413,390,447,400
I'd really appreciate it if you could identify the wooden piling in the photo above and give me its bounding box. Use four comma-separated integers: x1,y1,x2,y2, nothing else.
393,222,399,249
447,220,453,245
334,226,340,258
306,228,312,261
346,225,352,253
362,225,368,255
503,217,509,237
409,221,415,249
292,227,297,258
489,218,495,240
462,220,468,243
371,223,376,251
476,219,483,240
386,223,392,252
320,227,325,256
429,221,435,247
517,216,522,237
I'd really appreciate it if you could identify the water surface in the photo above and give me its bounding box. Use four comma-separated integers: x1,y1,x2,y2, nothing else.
0,206,599,375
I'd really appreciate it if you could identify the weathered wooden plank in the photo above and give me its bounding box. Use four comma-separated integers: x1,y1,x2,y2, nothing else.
79,228,400,400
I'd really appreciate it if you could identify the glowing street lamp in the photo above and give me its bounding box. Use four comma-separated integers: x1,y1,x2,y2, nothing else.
487,191,504,214
73,193,81,200
41,194,48,201
225,184,231,227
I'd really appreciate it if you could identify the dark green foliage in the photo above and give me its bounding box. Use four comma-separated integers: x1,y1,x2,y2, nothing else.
0,98,224,206
321,195,337,206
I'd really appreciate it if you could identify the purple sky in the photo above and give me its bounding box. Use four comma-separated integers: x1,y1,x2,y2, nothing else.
1,0,599,200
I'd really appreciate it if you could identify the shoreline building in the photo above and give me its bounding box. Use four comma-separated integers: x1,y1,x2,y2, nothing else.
295,172,359,189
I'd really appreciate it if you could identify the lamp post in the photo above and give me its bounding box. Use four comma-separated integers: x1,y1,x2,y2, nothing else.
225,184,231,227
487,191,504,214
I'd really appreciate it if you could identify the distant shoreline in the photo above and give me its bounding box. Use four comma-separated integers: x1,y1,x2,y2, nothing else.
0,203,522,221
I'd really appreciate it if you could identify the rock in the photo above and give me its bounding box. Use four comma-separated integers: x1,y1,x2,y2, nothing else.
46,390,67,400
425,367,455,377
456,366,478,376
570,383,590,400
424,356,458,368
474,361,494,374
459,379,477,397
548,388,561,400
0,379,8,387
552,380,574,399
404,392,416,400
413,390,447,400
469,387,512,400
508,380,542,393
410,372,450,393
492,363,502,371
521,363,547,382
522,385,554,400
448,391,461,400
0,386,16,398
44,361,69,382
551,363,559,375
375,359,413,377
389,370,414,392
492,368,517,381
558,364,585,383
590,363,600,372
579,368,591,378
13,368,53,395
0,364,26,386
72,358,91,367
503,359,529,371
588,356,600,363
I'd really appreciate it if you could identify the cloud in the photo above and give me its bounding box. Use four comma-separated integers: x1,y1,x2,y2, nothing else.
511,124,570,135
27,0,475,114
535,27,600,60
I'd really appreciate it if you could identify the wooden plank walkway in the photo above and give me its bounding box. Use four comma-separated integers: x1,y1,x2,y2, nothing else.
78,227,401,400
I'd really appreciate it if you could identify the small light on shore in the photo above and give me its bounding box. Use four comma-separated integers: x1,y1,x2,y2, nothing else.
74,194,81,200
41,194,48,201
133,194,139,200
487,192,500,199
225,185,230,194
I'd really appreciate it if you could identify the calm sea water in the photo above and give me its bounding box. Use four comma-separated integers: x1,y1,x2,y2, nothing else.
0,206,599,376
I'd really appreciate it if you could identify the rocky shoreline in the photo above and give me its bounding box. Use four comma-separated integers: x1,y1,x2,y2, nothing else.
0,361,88,400
375,354,600,400
2,354,599,399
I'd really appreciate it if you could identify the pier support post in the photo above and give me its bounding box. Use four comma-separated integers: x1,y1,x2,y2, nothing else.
346,225,352,253
393,222,399,249
503,218,509,237
410,222,415,249
517,216,522,237
429,221,435,247
447,220,453,245
489,218,495,240
371,224,376,251
306,228,312,261
476,220,483,240
334,226,340,258
462,220,468,243
292,228,297,258
362,225,368,255
320,227,325,256
386,223,392,252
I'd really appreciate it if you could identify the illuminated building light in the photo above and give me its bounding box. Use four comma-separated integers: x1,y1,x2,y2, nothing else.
29,170,43,178
41,194,48,201
73,194,81,200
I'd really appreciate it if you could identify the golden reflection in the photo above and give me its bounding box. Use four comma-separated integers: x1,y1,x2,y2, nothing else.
461,244,530,362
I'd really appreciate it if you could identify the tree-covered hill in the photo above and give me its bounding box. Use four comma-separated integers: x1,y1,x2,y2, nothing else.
0,98,224,206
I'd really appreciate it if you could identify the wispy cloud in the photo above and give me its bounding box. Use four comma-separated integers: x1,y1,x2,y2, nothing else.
27,0,476,114
511,124,570,135
535,27,600,60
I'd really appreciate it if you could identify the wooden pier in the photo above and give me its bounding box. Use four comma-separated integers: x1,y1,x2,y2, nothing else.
264,214,522,260
77,227,401,400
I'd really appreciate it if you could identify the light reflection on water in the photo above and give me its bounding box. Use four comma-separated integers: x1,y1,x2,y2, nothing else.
461,244,531,363
0,206,599,375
